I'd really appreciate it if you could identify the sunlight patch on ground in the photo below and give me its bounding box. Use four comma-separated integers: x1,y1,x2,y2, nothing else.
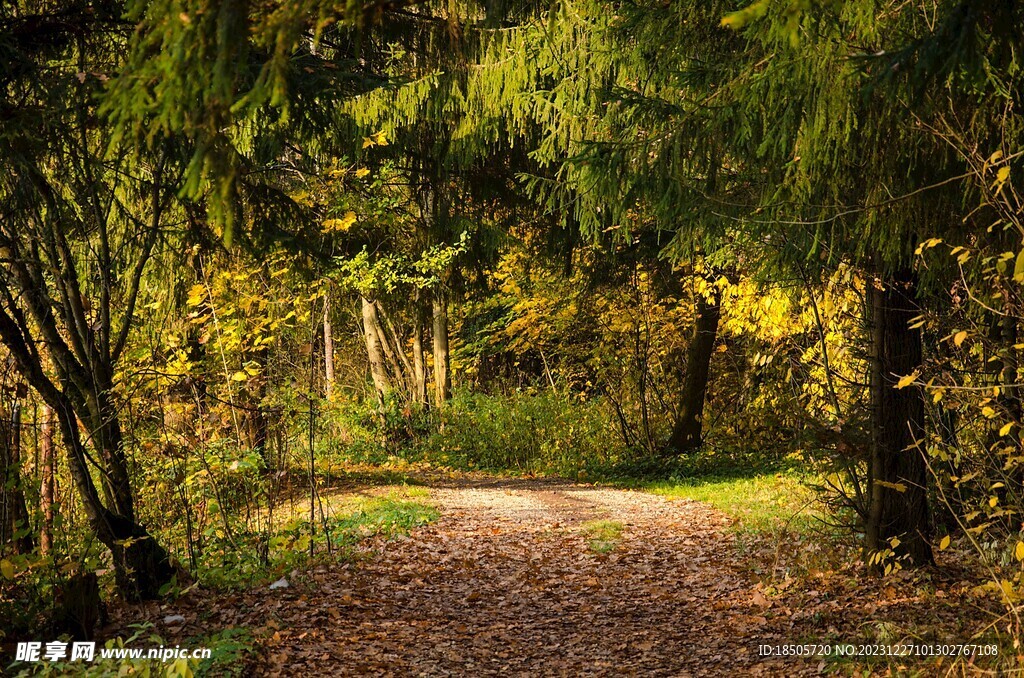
646,473,819,535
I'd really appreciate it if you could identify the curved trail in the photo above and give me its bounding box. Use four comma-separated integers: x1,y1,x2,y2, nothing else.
257,479,806,676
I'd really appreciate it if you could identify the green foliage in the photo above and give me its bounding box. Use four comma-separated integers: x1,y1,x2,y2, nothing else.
193,628,256,678
194,494,437,590
411,390,624,475
12,623,198,677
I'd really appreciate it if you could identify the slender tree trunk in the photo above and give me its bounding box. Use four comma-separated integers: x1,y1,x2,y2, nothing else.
375,303,414,396
323,296,335,400
39,405,55,556
362,297,391,405
432,289,451,406
413,290,428,407
1,398,33,554
666,285,722,454
864,271,933,567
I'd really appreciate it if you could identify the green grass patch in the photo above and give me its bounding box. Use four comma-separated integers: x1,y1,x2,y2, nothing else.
581,519,624,554
327,496,439,546
645,471,819,536
195,492,437,590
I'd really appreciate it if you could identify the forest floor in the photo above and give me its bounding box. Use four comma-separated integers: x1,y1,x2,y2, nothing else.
108,474,1008,676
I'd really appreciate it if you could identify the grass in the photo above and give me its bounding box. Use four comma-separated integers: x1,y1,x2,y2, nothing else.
581,519,625,554
327,495,439,547
195,488,438,590
644,471,820,536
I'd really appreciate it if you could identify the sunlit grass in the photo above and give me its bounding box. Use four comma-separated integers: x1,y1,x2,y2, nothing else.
581,519,624,553
197,490,437,590
646,472,819,535
266,485,431,527
328,496,439,546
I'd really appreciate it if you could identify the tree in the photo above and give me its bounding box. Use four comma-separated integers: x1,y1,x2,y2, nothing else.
0,1,181,597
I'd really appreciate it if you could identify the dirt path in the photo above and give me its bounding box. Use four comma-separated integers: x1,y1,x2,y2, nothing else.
253,478,809,676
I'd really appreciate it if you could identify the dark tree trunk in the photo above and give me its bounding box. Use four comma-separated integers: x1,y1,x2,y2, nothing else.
91,386,135,521
666,286,722,454
55,400,173,600
1,397,33,554
864,271,933,567
413,290,429,407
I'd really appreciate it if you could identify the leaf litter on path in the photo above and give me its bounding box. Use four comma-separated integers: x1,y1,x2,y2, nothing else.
107,477,996,676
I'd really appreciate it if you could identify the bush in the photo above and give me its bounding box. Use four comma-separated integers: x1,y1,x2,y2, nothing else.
407,389,628,475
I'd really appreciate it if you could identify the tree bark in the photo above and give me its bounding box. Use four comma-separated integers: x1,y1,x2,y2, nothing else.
413,290,429,407
323,296,335,400
666,285,722,454
432,289,451,406
1,397,33,554
864,271,933,567
39,405,55,556
362,297,391,405
0,310,173,599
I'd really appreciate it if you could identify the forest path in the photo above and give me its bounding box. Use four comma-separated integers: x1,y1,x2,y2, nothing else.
256,477,811,676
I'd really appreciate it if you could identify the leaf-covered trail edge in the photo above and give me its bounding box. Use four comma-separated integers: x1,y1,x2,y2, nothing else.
113,477,999,676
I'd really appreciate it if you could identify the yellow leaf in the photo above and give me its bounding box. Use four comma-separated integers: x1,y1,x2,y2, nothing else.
953,331,967,347
321,211,357,234
994,165,1011,189
896,373,918,389
231,371,248,382
355,168,371,178
1000,422,1014,437
939,535,951,551
1015,250,1024,282
990,495,999,508
1015,542,1024,562
0,559,13,579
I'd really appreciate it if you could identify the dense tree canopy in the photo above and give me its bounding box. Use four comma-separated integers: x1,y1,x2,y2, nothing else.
2,0,1024,672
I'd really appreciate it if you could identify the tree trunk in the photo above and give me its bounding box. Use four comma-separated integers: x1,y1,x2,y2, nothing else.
1,398,33,554
413,290,429,407
91,382,136,522
323,296,335,400
864,271,933,567
432,289,451,406
375,303,414,396
39,405,55,556
52,397,173,600
362,297,391,405
666,285,722,454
